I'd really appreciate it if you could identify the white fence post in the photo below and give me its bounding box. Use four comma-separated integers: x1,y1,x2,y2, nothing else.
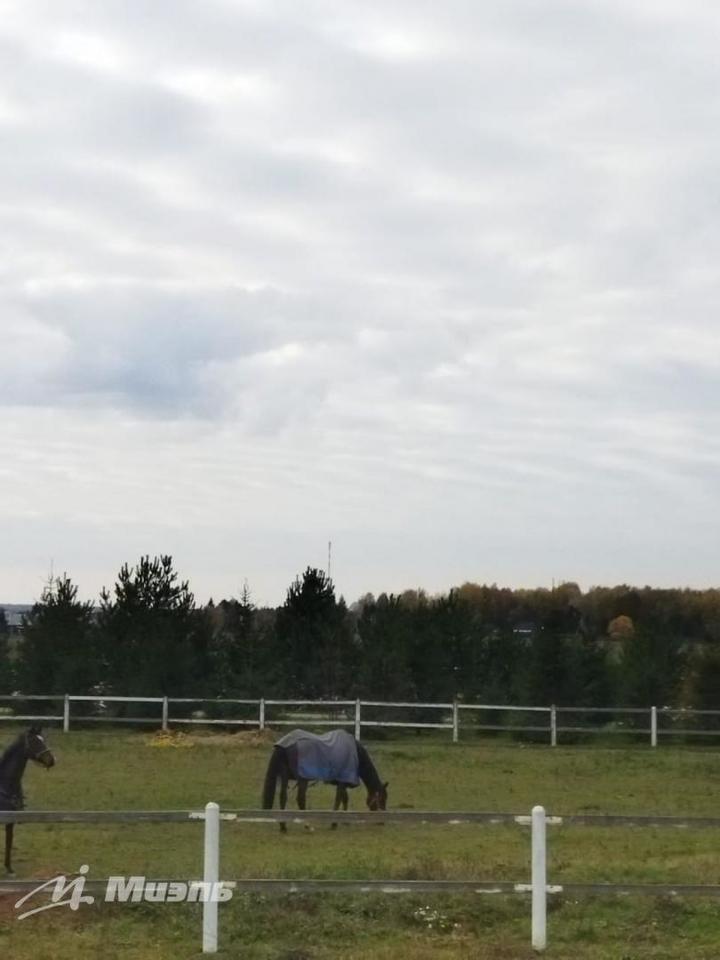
531,805,547,951
651,706,657,748
259,698,265,731
452,700,459,743
63,694,70,733
162,697,169,732
550,705,557,747
203,801,220,953
355,699,361,739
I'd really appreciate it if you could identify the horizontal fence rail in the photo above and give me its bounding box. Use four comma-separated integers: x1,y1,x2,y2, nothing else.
5,877,719,897
5,808,720,828
2,806,720,952
1,695,720,746
0,809,533,826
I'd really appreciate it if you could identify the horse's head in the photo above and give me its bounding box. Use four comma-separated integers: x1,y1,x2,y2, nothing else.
366,781,388,812
25,725,55,769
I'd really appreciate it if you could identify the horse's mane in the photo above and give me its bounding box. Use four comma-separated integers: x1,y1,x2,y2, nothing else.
0,735,26,804
355,740,382,792
0,734,22,770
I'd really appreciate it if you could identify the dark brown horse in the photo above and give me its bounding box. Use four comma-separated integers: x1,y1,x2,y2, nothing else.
261,728,387,831
0,726,55,874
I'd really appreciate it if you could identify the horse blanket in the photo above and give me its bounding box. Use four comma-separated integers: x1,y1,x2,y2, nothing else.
276,729,360,787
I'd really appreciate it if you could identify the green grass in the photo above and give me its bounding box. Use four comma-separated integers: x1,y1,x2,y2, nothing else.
2,728,720,958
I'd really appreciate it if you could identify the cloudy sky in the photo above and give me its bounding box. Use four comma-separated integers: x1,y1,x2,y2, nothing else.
2,0,719,606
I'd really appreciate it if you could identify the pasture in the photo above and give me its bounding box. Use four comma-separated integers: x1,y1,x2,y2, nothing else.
2,728,720,959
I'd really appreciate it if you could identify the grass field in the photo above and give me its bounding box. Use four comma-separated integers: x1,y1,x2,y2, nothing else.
2,727,720,959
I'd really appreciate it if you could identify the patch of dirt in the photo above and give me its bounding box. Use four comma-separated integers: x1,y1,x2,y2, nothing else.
0,864,85,923
0,892,18,920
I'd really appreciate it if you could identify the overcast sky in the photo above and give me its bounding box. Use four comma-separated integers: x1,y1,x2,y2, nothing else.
2,0,720,606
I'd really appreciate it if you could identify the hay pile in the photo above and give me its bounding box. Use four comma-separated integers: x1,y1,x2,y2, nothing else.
145,728,276,748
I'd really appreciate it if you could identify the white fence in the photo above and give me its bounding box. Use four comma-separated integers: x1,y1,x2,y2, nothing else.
2,804,720,953
0,694,719,745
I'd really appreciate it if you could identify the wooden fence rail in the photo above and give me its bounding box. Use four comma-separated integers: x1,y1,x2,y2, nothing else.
1,695,720,746
5,807,720,828
1,806,720,952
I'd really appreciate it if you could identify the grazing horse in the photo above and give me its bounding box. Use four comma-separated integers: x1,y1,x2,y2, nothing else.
0,726,55,874
261,728,388,831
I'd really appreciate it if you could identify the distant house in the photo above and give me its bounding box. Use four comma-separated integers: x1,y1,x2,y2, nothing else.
512,621,536,637
1,605,31,635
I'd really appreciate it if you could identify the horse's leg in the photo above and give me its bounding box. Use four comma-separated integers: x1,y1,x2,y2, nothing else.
331,786,342,830
279,770,289,834
297,779,312,831
5,823,14,875
340,786,350,826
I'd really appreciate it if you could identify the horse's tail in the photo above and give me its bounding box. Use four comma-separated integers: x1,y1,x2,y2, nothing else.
262,746,285,809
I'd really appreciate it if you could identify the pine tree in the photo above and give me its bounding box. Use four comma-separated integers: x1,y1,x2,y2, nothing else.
207,582,261,696
0,608,14,693
97,555,199,696
274,567,355,697
18,576,97,693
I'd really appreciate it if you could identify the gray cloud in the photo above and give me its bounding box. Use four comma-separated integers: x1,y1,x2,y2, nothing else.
2,0,720,603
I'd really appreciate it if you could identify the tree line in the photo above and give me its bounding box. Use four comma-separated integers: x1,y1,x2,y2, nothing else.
1,555,719,711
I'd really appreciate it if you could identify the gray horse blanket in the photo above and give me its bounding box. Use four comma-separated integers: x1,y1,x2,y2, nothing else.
276,729,360,787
